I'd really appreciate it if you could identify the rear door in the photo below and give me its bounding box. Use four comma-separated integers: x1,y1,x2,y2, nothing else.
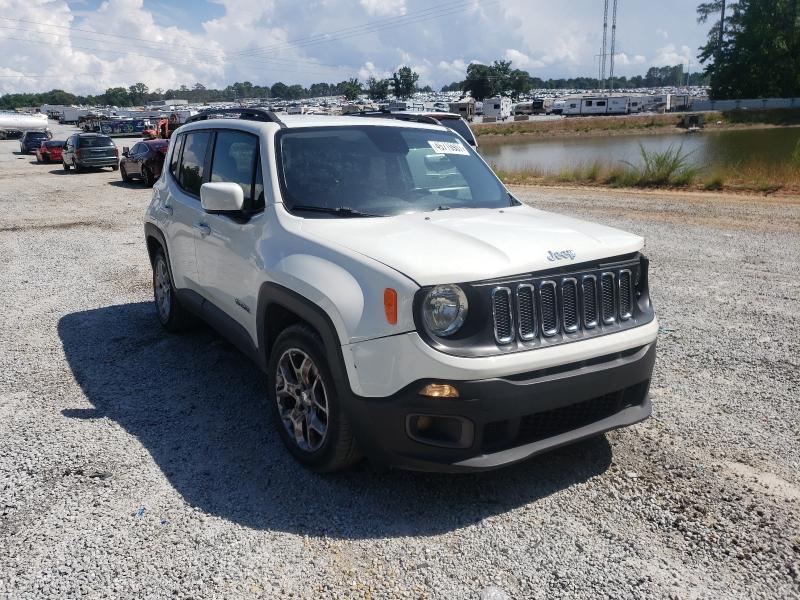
160,130,211,291
195,129,265,338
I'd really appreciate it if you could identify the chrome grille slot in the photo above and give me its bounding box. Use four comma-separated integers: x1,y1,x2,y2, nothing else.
492,287,514,344
561,278,579,333
539,281,559,337
618,269,633,319
601,272,616,324
516,284,536,341
582,275,598,328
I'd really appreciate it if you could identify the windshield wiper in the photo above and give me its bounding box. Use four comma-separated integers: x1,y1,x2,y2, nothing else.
289,205,384,218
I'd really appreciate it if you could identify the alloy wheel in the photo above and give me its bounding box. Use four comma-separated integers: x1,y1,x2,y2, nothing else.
275,349,329,452
154,257,171,323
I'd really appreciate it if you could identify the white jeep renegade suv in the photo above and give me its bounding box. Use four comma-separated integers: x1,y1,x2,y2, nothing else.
144,108,658,472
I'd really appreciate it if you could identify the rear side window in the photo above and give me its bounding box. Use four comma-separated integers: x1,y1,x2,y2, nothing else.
169,134,184,178
209,130,262,210
178,131,211,196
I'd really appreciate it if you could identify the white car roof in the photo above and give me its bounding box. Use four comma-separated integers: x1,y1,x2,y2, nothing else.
179,114,451,135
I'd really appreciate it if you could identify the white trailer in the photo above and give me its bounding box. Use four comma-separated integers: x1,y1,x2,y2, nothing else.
60,107,91,124
606,96,629,115
0,111,49,132
482,96,512,120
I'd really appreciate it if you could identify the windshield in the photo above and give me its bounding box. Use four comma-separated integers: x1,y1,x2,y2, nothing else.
436,116,476,146
79,136,114,148
277,126,508,217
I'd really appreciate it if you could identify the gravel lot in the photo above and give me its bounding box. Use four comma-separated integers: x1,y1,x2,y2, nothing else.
1,122,799,599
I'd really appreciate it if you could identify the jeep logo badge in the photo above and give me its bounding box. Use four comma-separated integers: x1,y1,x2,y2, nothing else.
547,250,576,261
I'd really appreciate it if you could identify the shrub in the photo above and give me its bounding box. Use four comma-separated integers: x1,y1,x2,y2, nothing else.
624,143,700,187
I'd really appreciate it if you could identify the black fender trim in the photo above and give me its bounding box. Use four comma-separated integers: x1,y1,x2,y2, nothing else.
256,282,352,397
144,222,168,265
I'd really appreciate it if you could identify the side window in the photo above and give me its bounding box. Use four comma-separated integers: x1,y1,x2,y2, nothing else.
209,130,259,209
253,161,264,210
169,134,184,179
178,131,210,196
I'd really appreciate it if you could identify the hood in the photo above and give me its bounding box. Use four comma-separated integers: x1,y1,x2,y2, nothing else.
298,205,643,287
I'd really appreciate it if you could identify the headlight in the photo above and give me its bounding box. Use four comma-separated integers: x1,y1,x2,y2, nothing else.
422,285,468,337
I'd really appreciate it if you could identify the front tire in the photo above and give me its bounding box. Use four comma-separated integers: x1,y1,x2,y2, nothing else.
152,249,194,332
120,164,131,182
267,325,360,472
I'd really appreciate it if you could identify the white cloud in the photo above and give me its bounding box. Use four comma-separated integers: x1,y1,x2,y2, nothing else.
0,0,709,94
651,43,693,66
359,0,406,17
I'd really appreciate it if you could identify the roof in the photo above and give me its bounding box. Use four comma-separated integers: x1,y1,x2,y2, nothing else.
179,113,449,134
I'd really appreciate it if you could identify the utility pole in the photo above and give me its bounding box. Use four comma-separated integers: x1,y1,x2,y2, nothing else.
609,0,618,90
601,0,609,90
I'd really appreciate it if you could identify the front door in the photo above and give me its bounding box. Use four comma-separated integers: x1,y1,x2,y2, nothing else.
195,129,265,339
160,130,211,291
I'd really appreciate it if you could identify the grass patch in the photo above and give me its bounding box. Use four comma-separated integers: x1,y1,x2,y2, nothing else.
493,146,800,194
623,144,700,187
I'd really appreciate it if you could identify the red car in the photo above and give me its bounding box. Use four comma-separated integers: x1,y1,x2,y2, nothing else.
35,140,64,163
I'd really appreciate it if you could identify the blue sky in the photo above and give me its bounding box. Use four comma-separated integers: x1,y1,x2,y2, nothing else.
3,0,712,94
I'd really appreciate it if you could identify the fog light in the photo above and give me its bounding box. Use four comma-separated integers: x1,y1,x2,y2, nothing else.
406,414,474,448
419,383,459,398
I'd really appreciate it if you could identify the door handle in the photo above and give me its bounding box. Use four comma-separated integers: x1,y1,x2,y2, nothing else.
193,222,211,237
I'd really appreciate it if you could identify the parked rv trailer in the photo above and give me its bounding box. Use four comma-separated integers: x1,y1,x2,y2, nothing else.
60,107,91,124
482,96,512,120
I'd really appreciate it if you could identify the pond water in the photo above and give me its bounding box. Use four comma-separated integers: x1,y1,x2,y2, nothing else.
478,127,800,172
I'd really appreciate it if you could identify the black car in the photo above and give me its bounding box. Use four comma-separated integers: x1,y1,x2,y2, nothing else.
19,130,51,153
62,133,119,172
119,139,169,187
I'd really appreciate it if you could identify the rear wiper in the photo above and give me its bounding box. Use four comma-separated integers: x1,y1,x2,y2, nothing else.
289,205,383,218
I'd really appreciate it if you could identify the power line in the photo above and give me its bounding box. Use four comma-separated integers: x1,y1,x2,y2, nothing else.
237,0,498,58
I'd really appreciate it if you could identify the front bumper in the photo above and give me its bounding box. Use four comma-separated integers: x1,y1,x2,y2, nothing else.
346,342,655,472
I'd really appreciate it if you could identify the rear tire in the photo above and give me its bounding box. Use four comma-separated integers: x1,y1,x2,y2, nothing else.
142,166,154,187
267,324,360,472
62,161,70,172
73,160,82,173
152,249,194,332
111,164,119,171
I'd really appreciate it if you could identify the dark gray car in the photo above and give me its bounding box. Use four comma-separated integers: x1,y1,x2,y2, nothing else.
62,133,119,172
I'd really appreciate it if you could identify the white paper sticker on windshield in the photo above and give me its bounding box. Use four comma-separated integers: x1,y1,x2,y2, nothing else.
428,140,469,155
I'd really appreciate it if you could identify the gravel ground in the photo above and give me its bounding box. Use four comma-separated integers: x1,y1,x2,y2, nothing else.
1,123,799,599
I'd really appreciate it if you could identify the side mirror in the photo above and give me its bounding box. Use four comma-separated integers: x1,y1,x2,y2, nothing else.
200,182,244,213
122,146,129,157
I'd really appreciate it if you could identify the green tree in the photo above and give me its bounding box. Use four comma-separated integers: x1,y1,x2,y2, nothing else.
698,0,800,99
103,87,131,106
391,66,419,99
508,69,532,99
341,78,363,101
463,63,494,101
270,82,289,98
366,77,390,100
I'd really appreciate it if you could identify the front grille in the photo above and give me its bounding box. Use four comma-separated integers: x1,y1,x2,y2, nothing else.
516,285,536,340
540,281,558,336
489,261,640,346
561,278,579,332
601,273,616,324
492,287,514,344
515,392,623,444
582,275,598,328
619,269,633,319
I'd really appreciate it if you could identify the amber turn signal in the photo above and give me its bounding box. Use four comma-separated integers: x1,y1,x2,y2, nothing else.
384,288,398,325
419,383,460,398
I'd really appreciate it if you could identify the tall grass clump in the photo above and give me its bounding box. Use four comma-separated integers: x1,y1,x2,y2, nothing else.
792,139,800,167
624,143,701,187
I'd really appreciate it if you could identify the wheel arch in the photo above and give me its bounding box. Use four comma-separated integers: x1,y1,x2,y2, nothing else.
257,282,352,398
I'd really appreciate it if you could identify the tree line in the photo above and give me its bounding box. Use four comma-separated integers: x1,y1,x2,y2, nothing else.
1,60,709,111
443,62,708,101
0,66,429,109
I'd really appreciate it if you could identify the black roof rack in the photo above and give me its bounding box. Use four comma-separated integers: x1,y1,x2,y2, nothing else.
184,107,285,128
348,110,440,125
